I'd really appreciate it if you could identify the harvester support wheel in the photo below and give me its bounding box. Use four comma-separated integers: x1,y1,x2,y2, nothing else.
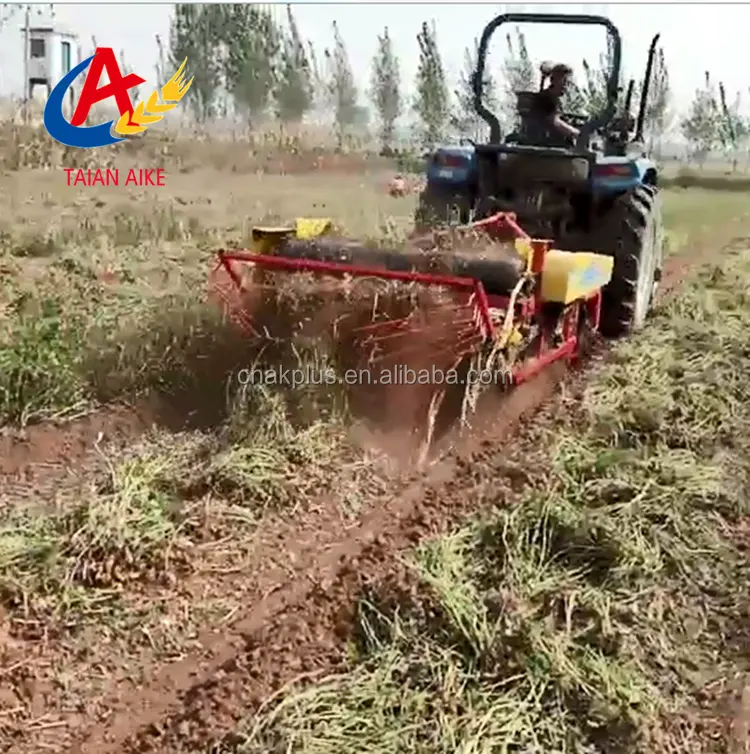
414,187,471,232
595,185,664,337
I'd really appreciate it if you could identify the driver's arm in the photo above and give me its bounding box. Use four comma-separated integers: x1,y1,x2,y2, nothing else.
552,115,579,139
537,91,580,140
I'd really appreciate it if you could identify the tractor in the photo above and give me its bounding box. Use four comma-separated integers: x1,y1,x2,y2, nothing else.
415,13,664,336
210,12,666,455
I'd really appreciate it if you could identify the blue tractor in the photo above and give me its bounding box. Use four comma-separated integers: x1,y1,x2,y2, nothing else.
415,12,664,337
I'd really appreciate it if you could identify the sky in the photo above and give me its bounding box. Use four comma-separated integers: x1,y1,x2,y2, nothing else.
0,1,747,119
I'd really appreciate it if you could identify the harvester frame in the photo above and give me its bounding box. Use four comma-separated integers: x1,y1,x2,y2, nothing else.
214,209,610,390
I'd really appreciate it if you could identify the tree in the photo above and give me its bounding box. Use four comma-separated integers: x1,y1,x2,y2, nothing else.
560,76,588,114
275,5,314,124
718,83,748,170
168,4,224,122
307,40,327,122
499,27,535,130
220,4,280,126
564,40,672,152
643,47,671,153
577,32,625,119
155,33,168,89
324,21,358,147
579,56,608,118
413,20,450,148
118,49,141,106
680,71,722,165
451,38,498,142
369,27,402,152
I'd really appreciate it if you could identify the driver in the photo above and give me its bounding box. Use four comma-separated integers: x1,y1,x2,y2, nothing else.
533,63,580,142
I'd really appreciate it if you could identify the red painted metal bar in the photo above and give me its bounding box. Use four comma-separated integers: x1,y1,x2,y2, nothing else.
470,212,530,240
529,240,547,275
511,336,578,385
585,291,602,332
217,255,243,289
218,250,479,289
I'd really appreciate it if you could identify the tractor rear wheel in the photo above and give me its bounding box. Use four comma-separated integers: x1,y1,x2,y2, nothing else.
594,185,664,337
414,186,471,232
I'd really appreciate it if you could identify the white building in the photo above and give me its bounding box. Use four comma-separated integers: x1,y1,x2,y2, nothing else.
23,21,80,110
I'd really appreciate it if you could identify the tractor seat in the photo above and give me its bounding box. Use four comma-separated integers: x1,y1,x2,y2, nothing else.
513,91,562,147
512,90,580,150
515,91,538,117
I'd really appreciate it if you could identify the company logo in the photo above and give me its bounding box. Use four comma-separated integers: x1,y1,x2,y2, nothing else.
44,46,192,149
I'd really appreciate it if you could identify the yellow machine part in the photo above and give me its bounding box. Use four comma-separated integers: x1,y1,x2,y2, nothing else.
251,218,333,254
296,217,333,239
513,238,613,303
540,249,614,304
513,238,534,273
507,326,524,346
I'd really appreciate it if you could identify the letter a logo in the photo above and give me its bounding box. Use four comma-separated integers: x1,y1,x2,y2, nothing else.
71,47,145,126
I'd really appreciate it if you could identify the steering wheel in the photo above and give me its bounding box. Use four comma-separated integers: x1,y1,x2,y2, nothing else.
563,112,589,128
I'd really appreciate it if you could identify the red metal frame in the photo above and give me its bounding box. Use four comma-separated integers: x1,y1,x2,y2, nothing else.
212,212,599,388
217,249,496,340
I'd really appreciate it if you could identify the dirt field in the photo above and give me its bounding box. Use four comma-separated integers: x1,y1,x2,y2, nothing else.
1,147,750,754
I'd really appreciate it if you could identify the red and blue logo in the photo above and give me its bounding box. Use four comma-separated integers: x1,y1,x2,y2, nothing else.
44,46,192,149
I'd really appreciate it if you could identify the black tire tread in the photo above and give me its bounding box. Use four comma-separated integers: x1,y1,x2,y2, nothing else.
594,185,659,337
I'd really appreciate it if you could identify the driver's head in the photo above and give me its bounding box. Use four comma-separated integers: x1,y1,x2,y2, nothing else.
548,63,573,96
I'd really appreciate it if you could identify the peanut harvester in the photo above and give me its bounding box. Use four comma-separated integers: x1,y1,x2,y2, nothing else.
210,11,665,454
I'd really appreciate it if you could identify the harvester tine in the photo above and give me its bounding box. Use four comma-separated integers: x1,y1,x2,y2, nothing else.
417,387,449,467
366,336,484,366
356,317,477,350
352,299,477,335
353,317,413,336
364,330,484,368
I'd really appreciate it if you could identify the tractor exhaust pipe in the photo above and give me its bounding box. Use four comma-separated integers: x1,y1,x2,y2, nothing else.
620,78,635,140
634,32,661,143
623,79,634,118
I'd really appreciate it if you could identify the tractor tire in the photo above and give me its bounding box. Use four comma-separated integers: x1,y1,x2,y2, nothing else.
414,187,471,232
593,184,664,338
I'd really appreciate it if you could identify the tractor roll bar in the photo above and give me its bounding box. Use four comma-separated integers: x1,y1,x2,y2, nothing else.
473,12,622,149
